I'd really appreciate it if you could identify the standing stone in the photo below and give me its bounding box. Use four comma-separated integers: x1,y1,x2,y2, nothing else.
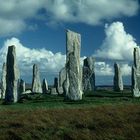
54,77,59,89
5,46,20,103
19,79,25,94
32,64,42,93
0,89,1,99
113,63,123,91
83,57,95,91
53,77,59,94
64,30,83,100
1,62,6,99
59,67,66,88
42,78,48,94
58,67,66,95
132,48,140,97
132,66,140,97
134,47,140,69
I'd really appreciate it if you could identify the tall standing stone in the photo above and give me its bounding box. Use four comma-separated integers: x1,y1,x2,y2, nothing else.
64,30,83,100
32,64,42,93
134,47,140,69
1,62,6,99
5,46,20,103
113,63,123,91
42,78,48,94
53,77,59,94
132,48,140,97
19,79,25,94
83,57,95,91
59,67,66,88
58,67,66,94
54,77,59,89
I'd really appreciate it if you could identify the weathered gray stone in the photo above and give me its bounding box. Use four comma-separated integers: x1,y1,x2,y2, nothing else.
134,47,140,69
19,79,25,94
42,78,48,94
22,90,32,94
57,87,64,95
54,77,59,89
64,30,83,100
32,64,42,93
5,45,20,103
132,48,140,97
1,62,6,99
83,57,95,91
59,67,66,87
58,67,66,94
113,63,123,91
54,77,62,94
132,66,140,97
50,87,58,95
0,89,2,99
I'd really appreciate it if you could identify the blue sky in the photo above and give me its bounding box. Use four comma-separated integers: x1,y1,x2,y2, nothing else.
0,0,140,85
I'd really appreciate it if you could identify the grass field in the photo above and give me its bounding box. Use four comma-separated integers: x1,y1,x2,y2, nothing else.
0,90,140,140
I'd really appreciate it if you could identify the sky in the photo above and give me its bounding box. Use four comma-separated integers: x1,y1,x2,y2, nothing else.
0,0,140,85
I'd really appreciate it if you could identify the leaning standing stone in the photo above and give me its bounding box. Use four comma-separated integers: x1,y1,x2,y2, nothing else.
64,30,83,100
113,63,123,91
5,46,20,103
32,64,42,93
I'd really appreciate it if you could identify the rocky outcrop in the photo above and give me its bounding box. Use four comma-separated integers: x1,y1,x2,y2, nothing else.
5,45,20,103
64,30,83,100
113,63,123,91
83,57,95,92
42,78,48,94
1,62,6,99
132,48,140,97
31,64,42,93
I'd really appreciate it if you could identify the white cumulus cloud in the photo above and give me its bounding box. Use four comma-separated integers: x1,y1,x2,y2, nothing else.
0,0,139,36
45,0,139,25
94,21,139,60
0,0,45,36
120,63,131,76
0,37,66,79
95,62,113,76
95,61,131,76
0,37,132,84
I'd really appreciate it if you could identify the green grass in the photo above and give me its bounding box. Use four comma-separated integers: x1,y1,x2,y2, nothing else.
0,90,139,110
0,90,140,140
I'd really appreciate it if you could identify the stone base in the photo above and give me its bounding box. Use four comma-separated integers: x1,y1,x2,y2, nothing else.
50,88,58,95
133,88,140,97
57,87,64,95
